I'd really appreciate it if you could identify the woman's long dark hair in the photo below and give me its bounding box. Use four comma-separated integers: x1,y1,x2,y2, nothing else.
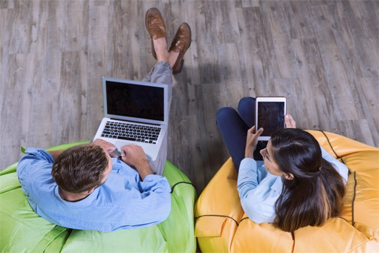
270,129,345,232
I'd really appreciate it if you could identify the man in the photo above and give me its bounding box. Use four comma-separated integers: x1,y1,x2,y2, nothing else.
17,8,191,232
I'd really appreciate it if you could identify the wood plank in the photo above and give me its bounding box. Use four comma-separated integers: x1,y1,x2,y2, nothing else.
1,0,378,193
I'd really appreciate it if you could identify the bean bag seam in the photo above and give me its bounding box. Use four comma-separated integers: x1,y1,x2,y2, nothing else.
195,214,239,227
170,181,196,193
316,129,350,173
352,171,357,226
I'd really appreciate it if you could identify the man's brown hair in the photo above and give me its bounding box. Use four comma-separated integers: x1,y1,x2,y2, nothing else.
52,145,109,193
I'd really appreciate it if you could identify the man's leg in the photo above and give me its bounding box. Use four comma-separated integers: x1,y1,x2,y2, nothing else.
144,8,191,175
142,61,173,110
142,62,172,175
216,107,249,170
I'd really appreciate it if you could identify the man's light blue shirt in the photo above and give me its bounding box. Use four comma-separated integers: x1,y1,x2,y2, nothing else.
237,147,349,224
17,148,171,232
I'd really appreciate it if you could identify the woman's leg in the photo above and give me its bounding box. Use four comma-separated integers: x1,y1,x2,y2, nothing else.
216,107,249,170
237,97,265,160
237,97,256,127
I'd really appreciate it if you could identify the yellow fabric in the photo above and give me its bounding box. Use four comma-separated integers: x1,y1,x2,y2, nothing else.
194,158,242,252
308,130,379,242
231,218,293,253
293,218,378,253
195,131,379,252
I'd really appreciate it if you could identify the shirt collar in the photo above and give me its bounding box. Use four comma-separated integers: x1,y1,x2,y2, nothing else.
54,186,98,207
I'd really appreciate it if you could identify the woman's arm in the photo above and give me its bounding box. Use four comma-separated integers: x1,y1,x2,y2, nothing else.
237,158,281,223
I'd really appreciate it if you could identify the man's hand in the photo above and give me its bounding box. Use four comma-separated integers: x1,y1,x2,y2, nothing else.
120,145,153,180
285,114,296,129
245,126,264,158
92,139,119,157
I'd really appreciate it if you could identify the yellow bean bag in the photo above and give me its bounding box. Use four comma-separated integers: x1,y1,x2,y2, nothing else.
195,130,379,252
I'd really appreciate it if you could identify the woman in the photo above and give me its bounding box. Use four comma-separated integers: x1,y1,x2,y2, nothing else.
216,97,348,232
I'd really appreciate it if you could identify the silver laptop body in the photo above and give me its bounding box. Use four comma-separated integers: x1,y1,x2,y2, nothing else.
93,77,169,161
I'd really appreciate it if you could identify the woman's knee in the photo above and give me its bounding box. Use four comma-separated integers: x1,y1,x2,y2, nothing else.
216,107,236,124
238,97,255,112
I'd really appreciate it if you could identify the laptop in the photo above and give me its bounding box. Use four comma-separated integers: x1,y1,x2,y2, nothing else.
93,77,169,161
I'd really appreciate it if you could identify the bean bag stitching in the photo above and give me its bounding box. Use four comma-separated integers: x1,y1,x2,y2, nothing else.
0,211,50,228
291,231,295,253
195,215,239,227
346,237,372,253
317,130,357,226
240,217,249,222
317,130,350,173
352,171,357,226
240,216,348,224
31,226,70,253
170,181,196,193
0,185,21,194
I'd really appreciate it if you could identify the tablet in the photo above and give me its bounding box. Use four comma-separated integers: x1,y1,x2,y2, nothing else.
255,97,286,141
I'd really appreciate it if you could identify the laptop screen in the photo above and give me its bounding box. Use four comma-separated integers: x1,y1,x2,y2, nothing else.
105,81,165,121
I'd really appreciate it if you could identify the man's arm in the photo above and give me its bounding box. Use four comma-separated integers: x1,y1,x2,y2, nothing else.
92,138,119,157
119,145,153,180
17,148,56,187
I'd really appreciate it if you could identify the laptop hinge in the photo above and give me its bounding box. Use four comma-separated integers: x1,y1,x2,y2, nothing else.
110,118,160,126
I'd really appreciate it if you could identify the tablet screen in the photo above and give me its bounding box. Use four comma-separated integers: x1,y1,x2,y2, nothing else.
257,101,285,136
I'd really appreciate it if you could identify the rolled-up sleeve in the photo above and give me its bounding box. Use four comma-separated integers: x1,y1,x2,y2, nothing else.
109,174,172,229
237,158,260,198
16,148,54,211
137,174,171,222
17,148,54,185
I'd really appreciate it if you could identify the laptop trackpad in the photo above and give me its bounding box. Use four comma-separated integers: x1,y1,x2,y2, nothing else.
115,141,152,161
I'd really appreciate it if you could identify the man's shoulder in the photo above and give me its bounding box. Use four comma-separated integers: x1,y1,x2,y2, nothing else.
18,148,53,165
17,148,54,183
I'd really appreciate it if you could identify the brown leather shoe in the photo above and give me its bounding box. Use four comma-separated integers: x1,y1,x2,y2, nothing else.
145,8,166,59
169,23,191,74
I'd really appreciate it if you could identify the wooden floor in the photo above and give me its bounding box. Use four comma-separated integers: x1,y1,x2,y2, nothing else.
1,0,378,195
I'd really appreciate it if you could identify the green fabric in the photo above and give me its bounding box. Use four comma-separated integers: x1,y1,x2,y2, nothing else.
0,188,70,252
61,227,168,252
159,161,197,253
0,142,196,253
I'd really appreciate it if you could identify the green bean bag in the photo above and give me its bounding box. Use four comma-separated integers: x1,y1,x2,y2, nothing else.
0,142,196,253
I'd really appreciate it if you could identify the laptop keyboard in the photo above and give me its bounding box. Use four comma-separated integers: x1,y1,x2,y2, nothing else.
101,121,161,144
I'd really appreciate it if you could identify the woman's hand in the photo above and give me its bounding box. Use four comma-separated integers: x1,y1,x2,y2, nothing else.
245,126,264,158
285,114,296,129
